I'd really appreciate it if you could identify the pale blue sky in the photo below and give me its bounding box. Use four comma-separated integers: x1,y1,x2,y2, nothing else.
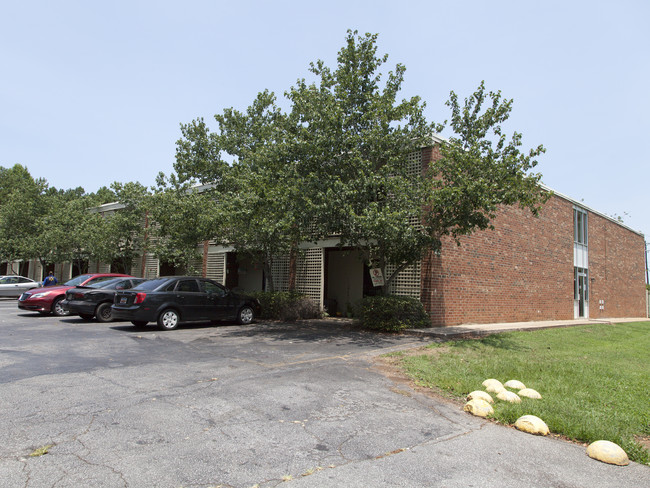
2,1,649,241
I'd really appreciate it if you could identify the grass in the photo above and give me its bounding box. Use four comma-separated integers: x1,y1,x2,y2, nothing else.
393,321,650,465
29,444,54,457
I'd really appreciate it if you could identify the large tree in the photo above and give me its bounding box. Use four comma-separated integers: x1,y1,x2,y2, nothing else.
172,30,547,295
426,81,547,245
147,173,221,275
97,181,151,274
287,32,547,293
43,192,109,275
285,31,435,292
174,91,317,290
0,165,50,274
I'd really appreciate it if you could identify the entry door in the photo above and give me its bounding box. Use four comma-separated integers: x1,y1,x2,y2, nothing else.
574,268,589,318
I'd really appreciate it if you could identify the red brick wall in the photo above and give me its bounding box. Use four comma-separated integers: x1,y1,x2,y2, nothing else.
588,212,647,319
419,190,647,327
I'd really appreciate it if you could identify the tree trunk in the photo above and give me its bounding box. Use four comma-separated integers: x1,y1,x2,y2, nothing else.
264,251,275,292
288,243,297,292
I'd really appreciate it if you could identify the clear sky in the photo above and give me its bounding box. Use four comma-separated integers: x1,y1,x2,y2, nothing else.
2,1,649,242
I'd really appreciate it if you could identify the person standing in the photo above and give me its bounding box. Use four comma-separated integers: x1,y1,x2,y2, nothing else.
42,271,58,287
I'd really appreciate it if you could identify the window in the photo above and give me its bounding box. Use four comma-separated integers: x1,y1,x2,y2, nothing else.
176,279,200,292
574,267,589,300
202,280,226,297
574,208,588,245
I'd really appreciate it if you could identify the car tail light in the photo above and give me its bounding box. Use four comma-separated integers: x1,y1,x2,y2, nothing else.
134,293,146,304
73,293,84,300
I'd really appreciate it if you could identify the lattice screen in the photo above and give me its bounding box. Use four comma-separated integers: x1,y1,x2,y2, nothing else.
269,254,290,291
295,248,324,305
268,250,323,305
206,251,226,284
386,261,421,299
406,150,423,178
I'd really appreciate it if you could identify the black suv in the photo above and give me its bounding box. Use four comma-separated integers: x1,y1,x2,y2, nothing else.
111,276,261,330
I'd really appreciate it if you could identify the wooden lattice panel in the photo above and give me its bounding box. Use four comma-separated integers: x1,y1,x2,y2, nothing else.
295,248,324,305
269,254,290,291
386,261,421,299
406,150,423,178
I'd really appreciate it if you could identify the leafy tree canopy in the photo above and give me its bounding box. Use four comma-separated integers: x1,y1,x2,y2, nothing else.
171,30,548,293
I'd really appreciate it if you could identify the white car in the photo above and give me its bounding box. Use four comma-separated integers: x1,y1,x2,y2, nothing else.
0,276,40,297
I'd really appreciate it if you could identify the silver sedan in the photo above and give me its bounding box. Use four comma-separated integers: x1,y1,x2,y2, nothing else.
0,276,40,297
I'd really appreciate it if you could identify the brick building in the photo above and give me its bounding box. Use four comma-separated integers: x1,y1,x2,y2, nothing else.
6,146,646,326
415,146,647,325
420,190,646,325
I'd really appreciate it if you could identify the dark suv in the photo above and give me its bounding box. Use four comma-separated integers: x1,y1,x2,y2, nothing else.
111,276,261,330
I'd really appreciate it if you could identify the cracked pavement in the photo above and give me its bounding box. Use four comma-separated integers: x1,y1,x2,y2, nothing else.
1,300,648,487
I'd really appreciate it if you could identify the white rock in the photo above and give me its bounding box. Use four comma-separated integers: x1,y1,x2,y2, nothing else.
463,399,494,418
518,388,542,399
504,379,526,390
514,415,549,436
586,440,630,466
483,379,505,393
496,390,522,403
467,390,494,404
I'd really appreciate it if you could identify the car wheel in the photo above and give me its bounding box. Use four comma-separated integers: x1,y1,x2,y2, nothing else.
79,314,94,321
237,305,255,325
131,321,148,327
52,297,70,317
157,309,179,330
95,302,113,323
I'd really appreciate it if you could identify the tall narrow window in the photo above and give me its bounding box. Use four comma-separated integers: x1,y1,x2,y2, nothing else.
574,208,588,245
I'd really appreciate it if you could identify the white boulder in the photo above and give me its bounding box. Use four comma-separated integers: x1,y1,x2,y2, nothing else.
518,388,542,399
586,440,630,466
482,379,505,393
504,379,526,390
463,399,494,418
467,390,494,404
496,390,522,403
514,415,549,436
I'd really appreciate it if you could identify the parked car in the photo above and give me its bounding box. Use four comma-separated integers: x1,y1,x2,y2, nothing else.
111,276,261,330
18,273,133,316
61,277,148,322
0,275,40,297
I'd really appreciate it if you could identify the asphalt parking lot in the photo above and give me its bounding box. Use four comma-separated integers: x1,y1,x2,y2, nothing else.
1,298,648,487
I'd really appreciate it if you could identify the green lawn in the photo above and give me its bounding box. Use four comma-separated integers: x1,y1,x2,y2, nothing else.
393,322,650,465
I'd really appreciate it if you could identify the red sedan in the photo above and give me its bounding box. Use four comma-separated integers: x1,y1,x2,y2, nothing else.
18,273,132,316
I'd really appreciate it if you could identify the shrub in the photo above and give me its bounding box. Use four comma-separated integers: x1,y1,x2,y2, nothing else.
358,295,431,332
250,291,322,321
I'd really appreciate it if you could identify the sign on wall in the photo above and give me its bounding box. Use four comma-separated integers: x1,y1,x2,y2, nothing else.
369,268,385,287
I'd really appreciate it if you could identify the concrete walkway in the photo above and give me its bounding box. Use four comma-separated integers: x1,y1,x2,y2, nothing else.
405,317,649,339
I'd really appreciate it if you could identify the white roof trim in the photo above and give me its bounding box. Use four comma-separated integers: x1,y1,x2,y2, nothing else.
540,183,644,237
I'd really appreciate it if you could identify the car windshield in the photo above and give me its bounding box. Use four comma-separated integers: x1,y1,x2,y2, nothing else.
131,278,169,291
64,274,93,287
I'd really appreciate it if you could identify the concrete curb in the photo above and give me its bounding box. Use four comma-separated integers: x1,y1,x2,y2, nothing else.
403,317,649,339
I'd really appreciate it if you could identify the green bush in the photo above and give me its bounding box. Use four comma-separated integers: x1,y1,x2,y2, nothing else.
250,291,322,321
358,295,430,332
